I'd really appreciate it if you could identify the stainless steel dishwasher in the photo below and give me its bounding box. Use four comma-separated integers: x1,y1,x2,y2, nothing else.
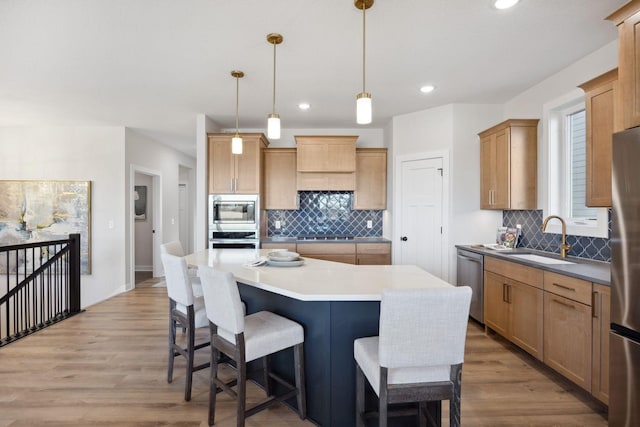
456,248,484,324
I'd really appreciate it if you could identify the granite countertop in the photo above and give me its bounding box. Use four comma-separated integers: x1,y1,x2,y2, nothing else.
262,236,391,244
456,244,610,286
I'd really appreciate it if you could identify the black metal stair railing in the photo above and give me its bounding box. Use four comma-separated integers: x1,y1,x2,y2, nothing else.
0,233,81,347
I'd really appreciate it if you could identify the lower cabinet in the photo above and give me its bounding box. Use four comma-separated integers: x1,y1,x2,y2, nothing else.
543,292,592,391
356,243,391,265
482,255,611,404
296,243,357,265
592,284,610,404
484,270,543,360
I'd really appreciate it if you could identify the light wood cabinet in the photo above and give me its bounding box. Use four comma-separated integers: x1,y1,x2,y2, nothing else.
607,2,640,130
592,284,610,404
261,242,297,252
543,272,593,391
356,243,391,265
263,148,298,209
579,69,622,207
296,243,357,265
484,257,543,360
208,133,268,194
354,148,387,210
296,135,357,191
478,119,538,210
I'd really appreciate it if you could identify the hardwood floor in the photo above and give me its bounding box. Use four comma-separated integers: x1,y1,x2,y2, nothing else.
0,280,608,426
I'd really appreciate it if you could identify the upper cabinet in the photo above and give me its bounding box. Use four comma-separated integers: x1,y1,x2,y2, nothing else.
208,133,268,194
354,148,387,210
607,2,640,130
478,119,538,210
263,148,298,210
296,135,357,191
579,69,622,207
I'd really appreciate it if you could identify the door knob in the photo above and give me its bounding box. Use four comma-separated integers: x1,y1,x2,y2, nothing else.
401,236,408,241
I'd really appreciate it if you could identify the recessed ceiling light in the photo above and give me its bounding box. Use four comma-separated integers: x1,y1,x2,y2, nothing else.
298,103,311,110
420,85,436,94
493,0,519,10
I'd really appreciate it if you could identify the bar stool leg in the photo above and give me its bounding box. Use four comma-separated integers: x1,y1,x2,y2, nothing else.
208,331,219,426
355,365,366,427
262,355,272,396
294,343,307,419
185,310,195,401
168,302,176,384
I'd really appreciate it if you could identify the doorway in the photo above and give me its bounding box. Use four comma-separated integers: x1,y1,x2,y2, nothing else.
394,151,449,281
128,165,162,290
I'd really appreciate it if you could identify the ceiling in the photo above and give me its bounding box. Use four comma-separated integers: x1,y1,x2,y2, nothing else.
0,0,627,156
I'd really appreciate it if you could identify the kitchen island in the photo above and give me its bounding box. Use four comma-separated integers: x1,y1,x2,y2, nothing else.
184,249,453,427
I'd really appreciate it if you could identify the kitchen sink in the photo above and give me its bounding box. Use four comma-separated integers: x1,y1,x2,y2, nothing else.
506,253,575,265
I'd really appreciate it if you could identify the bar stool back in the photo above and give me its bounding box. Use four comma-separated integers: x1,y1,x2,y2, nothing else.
198,266,307,427
161,253,210,401
354,286,472,427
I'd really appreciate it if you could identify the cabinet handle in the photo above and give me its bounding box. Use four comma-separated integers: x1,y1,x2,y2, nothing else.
552,298,576,310
230,178,234,192
592,291,599,318
551,282,576,292
503,283,507,303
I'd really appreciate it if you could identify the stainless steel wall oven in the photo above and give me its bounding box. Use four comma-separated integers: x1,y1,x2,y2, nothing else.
208,194,260,248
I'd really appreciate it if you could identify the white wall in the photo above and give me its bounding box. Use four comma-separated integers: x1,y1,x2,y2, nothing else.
125,128,197,282
0,126,127,308
196,114,220,250
503,40,618,211
134,173,153,270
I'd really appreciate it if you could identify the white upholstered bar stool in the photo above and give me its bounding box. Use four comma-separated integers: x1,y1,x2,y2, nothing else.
161,253,210,402
354,286,472,427
198,266,307,427
160,241,200,284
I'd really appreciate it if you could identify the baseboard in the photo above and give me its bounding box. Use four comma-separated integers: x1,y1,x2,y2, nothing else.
135,265,152,272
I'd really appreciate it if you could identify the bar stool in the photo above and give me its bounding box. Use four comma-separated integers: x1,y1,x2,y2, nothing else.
161,253,210,401
160,241,199,282
198,266,307,427
354,286,472,427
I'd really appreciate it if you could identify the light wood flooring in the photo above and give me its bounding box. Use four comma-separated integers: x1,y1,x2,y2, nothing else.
0,278,608,426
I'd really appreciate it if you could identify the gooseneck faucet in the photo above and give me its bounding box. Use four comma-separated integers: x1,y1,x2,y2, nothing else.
541,215,572,258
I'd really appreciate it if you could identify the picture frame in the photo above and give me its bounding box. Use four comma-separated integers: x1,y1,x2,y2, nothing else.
134,185,147,221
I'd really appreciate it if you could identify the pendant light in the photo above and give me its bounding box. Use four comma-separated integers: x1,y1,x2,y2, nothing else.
231,70,244,154
267,33,283,140
355,0,373,125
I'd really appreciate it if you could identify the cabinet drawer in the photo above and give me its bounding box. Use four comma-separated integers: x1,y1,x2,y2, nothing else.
356,243,391,255
305,254,356,264
261,243,297,252
484,257,543,289
296,243,356,255
543,272,592,305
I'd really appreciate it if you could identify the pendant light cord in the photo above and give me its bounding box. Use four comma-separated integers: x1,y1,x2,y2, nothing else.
235,75,240,135
362,2,366,94
272,41,277,114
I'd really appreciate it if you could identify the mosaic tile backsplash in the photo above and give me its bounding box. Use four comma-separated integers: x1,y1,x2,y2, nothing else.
266,191,383,237
503,210,611,262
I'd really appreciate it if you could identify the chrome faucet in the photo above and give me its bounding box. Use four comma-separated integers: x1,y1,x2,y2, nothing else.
541,215,572,258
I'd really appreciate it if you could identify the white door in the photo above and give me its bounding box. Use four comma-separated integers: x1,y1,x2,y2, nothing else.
398,157,444,278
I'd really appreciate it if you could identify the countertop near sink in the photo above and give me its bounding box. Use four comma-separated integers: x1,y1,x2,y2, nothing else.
263,236,391,244
455,244,610,286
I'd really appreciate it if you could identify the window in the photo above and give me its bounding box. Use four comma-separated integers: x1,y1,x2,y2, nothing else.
544,91,608,238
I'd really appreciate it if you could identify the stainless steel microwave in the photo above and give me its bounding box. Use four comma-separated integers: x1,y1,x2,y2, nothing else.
209,194,258,231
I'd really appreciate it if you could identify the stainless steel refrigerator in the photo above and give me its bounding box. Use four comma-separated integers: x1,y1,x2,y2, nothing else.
610,127,640,427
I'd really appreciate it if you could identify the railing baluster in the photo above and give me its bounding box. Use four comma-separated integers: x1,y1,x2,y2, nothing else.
0,235,82,347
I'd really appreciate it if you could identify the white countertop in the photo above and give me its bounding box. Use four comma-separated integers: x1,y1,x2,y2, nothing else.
185,249,453,301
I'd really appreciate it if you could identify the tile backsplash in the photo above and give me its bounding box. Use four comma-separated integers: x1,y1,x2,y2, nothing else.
503,210,611,262
266,191,383,237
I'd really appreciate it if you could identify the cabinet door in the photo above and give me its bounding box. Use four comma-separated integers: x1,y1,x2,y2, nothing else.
592,284,610,404
354,149,387,210
235,138,261,194
618,11,640,130
492,128,510,209
543,292,592,391
509,280,543,361
484,271,509,337
585,76,615,207
264,149,298,209
209,137,234,194
479,135,494,209
356,243,391,265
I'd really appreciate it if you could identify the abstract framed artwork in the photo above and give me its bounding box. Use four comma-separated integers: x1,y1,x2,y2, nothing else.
0,180,92,274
